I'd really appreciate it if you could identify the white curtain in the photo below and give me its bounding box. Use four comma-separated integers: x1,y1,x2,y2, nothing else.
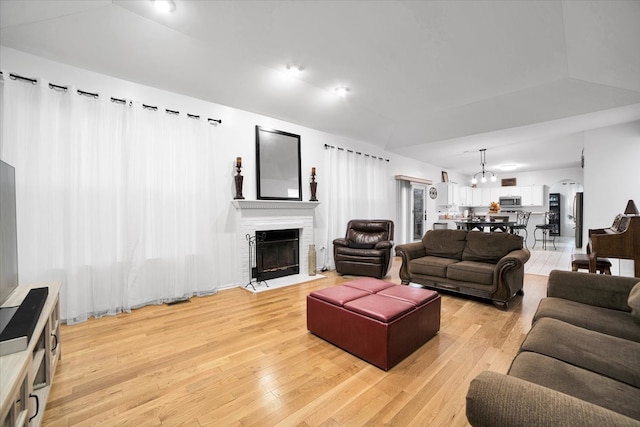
1,76,221,324
324,146,391,269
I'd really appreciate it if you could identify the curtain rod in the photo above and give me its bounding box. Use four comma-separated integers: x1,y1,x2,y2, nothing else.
0,71,223,125
324,143,389,162
7,72,37,84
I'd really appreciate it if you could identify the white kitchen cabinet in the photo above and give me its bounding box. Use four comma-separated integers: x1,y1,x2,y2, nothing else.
481,188,492,206
530,185,545,206
435,182,459,206
490,188,503,203
458,186,473,206
520,185,546,206
520,186,531,205
501,186,522,197
471,188,483,207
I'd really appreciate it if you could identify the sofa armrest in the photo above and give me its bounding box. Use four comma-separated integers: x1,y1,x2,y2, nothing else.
466,371,640,427
395,242,427,284
333,237,349,247
489,248,530,304
495,248,530,271
394,241,426,260
374,240,393,250
547,270,638,312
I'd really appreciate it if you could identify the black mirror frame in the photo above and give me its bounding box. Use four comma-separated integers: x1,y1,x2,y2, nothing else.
255,125,302,201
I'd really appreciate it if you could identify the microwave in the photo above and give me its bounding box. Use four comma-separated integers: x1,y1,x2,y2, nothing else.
499,196,522,208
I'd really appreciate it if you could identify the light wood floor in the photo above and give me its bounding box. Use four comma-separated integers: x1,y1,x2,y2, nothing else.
43,260,551,426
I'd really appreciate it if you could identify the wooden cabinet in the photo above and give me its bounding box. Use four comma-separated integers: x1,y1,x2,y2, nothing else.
1,282,61,426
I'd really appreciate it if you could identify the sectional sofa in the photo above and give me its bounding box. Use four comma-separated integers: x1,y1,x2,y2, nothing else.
466,270,640,426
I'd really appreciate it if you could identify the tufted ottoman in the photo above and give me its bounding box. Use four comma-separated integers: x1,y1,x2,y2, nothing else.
306,277,441,370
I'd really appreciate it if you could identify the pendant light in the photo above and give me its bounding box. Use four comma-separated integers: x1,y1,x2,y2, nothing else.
471,149,497,185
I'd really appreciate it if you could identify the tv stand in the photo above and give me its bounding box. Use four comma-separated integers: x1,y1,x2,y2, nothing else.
0,282,61,426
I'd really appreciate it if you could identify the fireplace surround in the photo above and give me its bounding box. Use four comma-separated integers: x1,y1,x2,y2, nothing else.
232,200,319,287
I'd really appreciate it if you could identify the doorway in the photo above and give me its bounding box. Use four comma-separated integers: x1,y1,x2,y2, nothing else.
411,184,427,241
549,179,584,239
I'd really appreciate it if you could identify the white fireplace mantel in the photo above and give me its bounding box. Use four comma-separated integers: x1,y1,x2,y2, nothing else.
233,200,319,286
232,200,320,210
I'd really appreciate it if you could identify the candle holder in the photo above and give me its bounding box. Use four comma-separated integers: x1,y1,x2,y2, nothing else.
310,168,318,202
234,162,244,200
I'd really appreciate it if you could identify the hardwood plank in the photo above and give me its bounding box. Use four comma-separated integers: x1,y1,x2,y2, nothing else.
42,259,548,426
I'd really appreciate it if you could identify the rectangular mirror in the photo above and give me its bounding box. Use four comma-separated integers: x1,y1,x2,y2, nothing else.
256,126,302,201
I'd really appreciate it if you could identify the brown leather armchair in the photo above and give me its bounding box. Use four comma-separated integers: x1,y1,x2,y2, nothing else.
333,219,394,278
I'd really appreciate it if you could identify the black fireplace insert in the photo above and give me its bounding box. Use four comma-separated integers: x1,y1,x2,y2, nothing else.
254,229,300,280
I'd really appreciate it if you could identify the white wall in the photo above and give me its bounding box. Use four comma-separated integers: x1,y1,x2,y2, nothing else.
1,47,442,282
583,121,640,276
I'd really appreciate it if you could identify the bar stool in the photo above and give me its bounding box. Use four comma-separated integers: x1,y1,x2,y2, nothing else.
511,211,531,247
571,254,612,274
533,211,557,250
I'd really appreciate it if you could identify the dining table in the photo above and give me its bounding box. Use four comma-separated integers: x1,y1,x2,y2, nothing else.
454,219,517,233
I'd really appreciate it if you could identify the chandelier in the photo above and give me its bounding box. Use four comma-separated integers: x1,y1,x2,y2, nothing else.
471,149,497,185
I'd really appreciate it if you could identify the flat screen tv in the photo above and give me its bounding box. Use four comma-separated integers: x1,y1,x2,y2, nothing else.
0,159,19,309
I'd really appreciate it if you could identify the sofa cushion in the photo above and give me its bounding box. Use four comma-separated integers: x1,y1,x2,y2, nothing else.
348,241,375,249
466,371,640,427
534,297,640,343
409,256,459,278
347,229,386,248
462,232,522,263
509,351,640,421
335,246,384,264
629,282,640,321
521,317,640,388
446,260,494,285
421,229,467,260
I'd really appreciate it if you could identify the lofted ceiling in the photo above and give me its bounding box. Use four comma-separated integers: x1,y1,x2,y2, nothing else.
1,0,640,175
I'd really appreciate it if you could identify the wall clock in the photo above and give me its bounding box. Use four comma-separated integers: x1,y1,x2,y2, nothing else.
429,187,438,199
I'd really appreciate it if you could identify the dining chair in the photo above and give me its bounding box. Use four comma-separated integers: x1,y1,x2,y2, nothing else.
511,211,531,247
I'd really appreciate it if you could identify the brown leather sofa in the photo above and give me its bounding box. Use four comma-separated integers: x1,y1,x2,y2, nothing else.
333,219,394,279
395,229,530,309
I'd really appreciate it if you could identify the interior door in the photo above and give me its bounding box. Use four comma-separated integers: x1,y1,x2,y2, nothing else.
411,184,427,241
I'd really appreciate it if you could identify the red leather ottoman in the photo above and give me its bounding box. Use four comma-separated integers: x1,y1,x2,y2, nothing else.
307,278,441,370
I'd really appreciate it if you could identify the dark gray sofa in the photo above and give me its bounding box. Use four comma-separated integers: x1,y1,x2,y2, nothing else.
466,270,640,426
395,229,530,309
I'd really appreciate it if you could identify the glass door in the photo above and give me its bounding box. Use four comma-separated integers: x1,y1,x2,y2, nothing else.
411,184,427,241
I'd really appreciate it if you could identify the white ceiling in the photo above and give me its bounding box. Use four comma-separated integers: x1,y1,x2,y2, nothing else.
1,0,640,175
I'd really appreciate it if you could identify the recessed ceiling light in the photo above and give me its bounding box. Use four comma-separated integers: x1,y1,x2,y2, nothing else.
286,65,302,76
334,86,349,97
154,0,176,13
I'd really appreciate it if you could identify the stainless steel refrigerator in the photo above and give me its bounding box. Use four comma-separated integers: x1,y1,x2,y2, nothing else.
574,192,584,248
